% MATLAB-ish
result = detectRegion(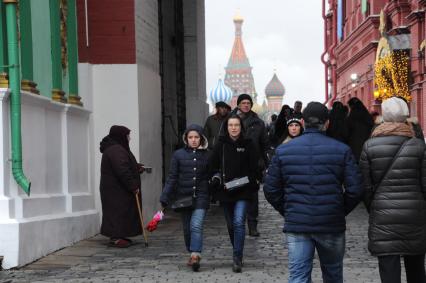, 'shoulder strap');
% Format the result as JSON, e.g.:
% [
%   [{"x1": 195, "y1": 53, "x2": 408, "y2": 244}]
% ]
[
  {"x1": 222, "y1": 144, "x2": 226, "y2": 184},
  {"x1": 373, "y1": 138, "x2": 411, "y2": 194}
]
